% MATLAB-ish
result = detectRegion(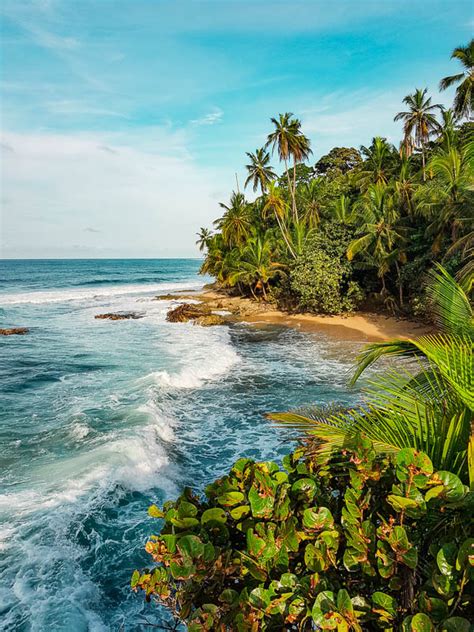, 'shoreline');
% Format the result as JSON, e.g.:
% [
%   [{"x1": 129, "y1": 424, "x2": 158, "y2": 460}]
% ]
[{"x1": 158, "y1": 288, "x2": 432, "y2": 342}]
